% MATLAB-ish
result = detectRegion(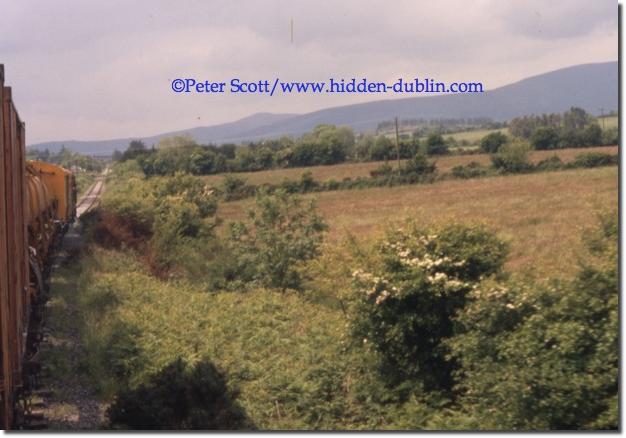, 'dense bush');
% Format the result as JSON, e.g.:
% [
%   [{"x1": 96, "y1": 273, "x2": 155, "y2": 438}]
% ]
[
  {"x1": 228, "y1": 190, "x2": 327, "y2": 290},
  {"x1": 107, "y1": 358, "x2": 251, "y2": 430},
  {"x1": 531, "y1": 126, "x2": 560, "y2": 150},
  {"x1": 101, "y1": 170, "x2": 222, "y2": 279},
  {"x1": 479, "y1": 132, "x2": 508, "y2": 153},
  {"x1": 490, "y1": 140, "x2": 533, "y2": 173},
  {"x1": 400, "y1": 153, "x2": 436, "y2": 178},
  {"x1": 424, "y1": 133, "x2": 449, "y2": 155},
  {"x1": 601, "y1": 127, "x2": 618, "y2": 145},
  {"x1": 534, "y1": 155, "x2": 564, "y2": 171},
  {"x1": 447, "y1": 212, "x2": 617, "y2": 429},
  {"x1": 349, "y1": 223, "x2": 508, "y2": 391},
  {"x1": 221, "y1": 175, "x2": 255, "y2": 201},
  {"x1": 451, "y1": 161, "x2": 489, "y2": 179},
  {"x1": 568, "y1": 152, "x2": 619, "y2": 169}
]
